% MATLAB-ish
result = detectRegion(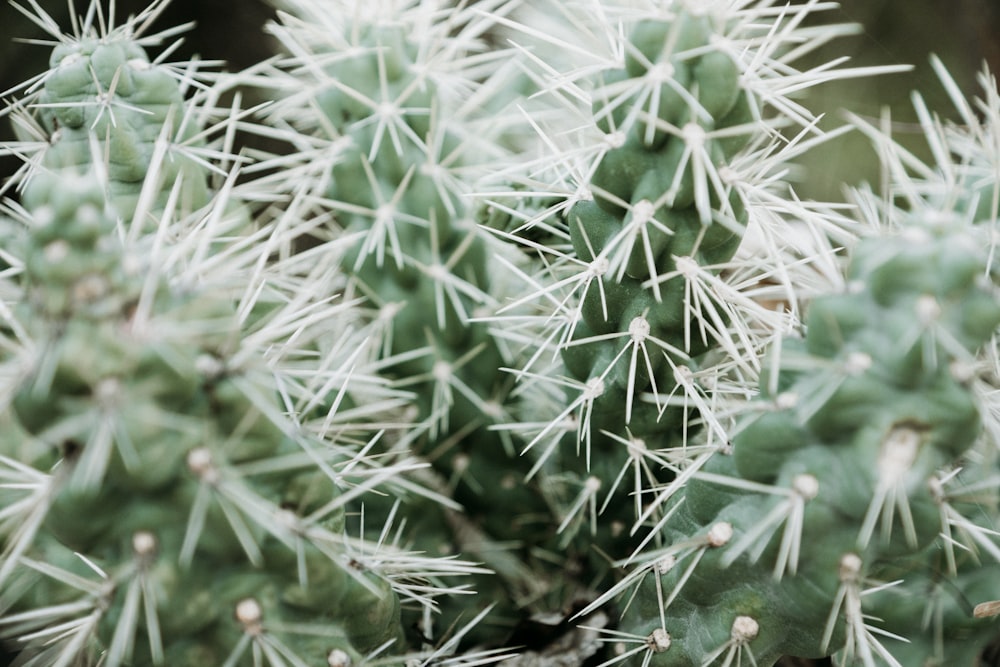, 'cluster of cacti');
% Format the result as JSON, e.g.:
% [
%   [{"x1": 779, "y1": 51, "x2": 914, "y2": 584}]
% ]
[
  {"x1": 2, "y1": 0, "x2": 1000, "y2": 666},
  {"x1": 0, "y1": 5, "x2": 488, "y2": 666}
]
